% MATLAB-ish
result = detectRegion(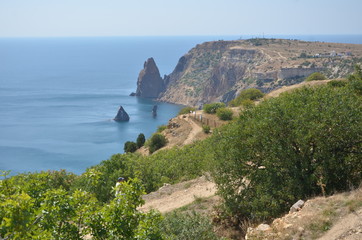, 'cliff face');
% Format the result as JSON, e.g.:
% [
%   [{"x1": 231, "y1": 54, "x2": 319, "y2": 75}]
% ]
[
  {"x1": 156, "y1": 39, "x2": 362, "y2": 106},
  {"x1": 136, "y1": 58, "x2": 165, "y2": 98}
]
